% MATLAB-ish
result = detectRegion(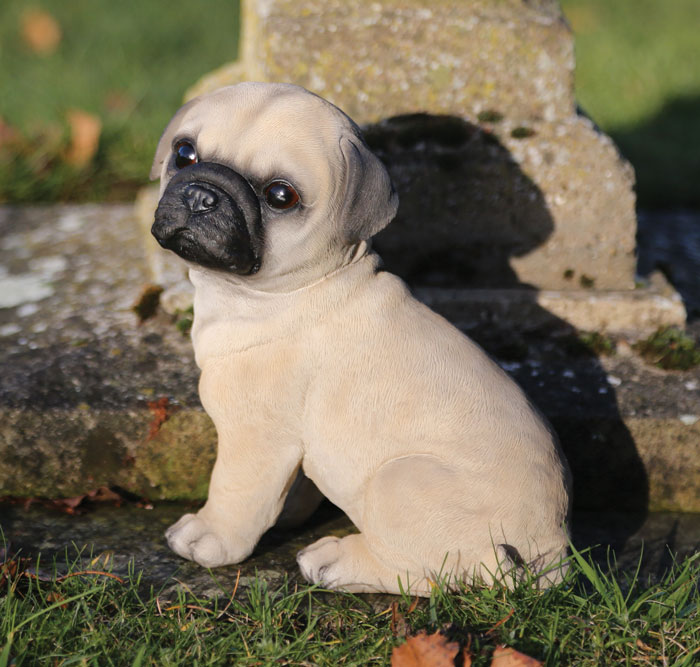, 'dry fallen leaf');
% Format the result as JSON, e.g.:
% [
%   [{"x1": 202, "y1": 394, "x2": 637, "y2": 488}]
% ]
[
  {"x1": 64, "y1": 109, "x2": 102, "y2": 167},
  {"x1": 132, "y1": 284, "x2": 164, "y2": 322},
  {"x1": 0, "y1": 117, "x2": 21, "y2": 150},
  {"x1": 147, "y1": 396, "x2": 172, "y2": 440},
  {"x1": 103, "y1": 90, "x2": 134, "y2": 113},
  {"x1": 0, "y1": 558, "x2": 19, "y2": 588},
  {"x1": 21, "y1": 8, "x2": 62, "y2": 55},
  {"x1": 391, "y1": 631, "x2": 459, "y2": 667},
  {"x1": 1, "y1": 487, "x2": 152, "y2": 515},
  {"x1": 47, "y1": 591, "x2": 68, "y2": 609},
  {"x1": 46, "y1": 486, "x2": 122, "y2": 513},
  {"x1": 391, "y1": 601, "x2": 409, "y2": 638},
  {"x1": 87, "y1": 486, "x2": 124, "y2": 503},
  {"x1": 0, "y1": 550, "x2": 36, "y2": 588},
  {"x1": 490, "y1": 645, "x2": 543, "y2": 666}
]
